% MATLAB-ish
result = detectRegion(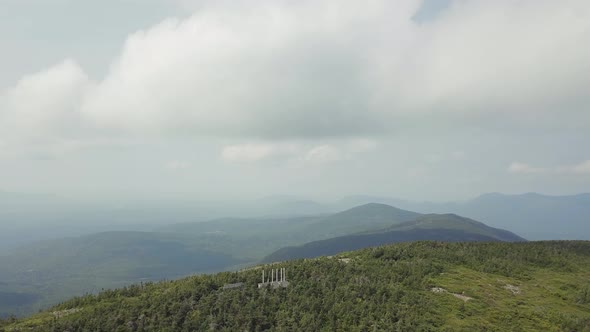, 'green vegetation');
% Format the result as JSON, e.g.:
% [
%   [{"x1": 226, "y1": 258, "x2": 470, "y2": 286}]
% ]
[{"x1": 4, "y1": 241, "x2": 589, "y2": 331}]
